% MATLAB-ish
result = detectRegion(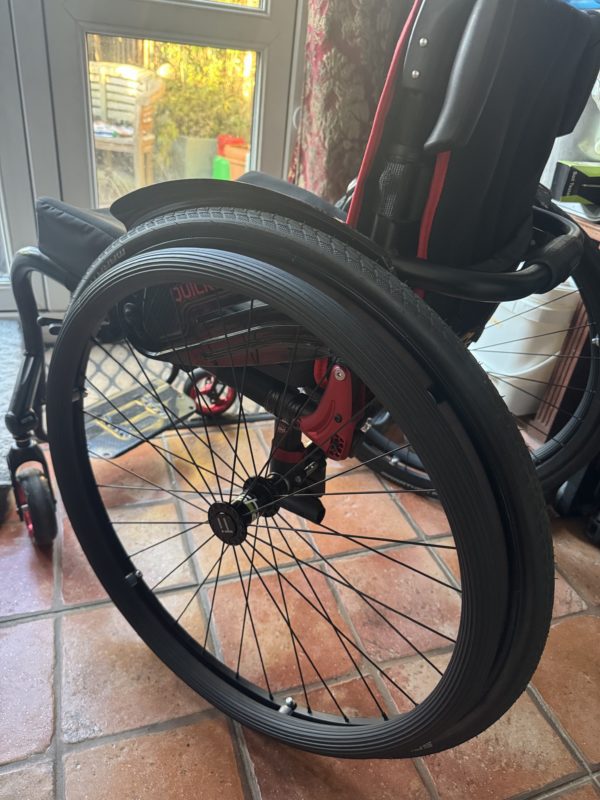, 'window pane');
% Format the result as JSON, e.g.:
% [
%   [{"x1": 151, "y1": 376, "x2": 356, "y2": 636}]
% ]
[{"x1": 86, "y1": 34, "x2": 257, "y2": 207}]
